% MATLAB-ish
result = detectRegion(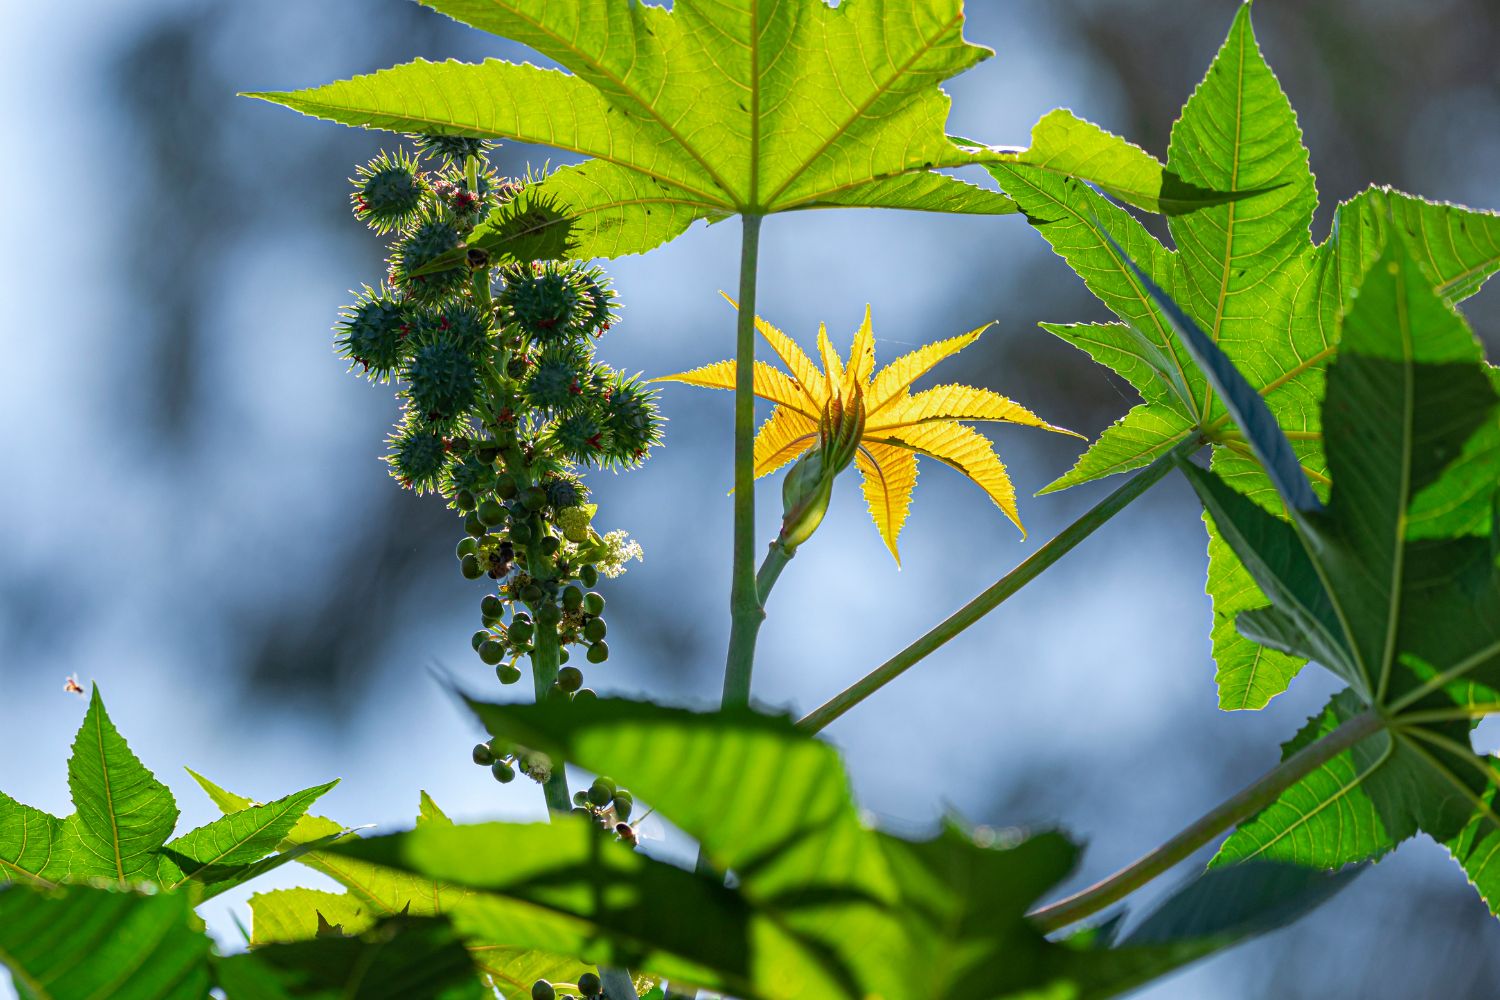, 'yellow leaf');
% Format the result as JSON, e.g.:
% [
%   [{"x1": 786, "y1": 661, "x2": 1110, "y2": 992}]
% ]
[
  {"x1": 654, "y1": 360, "x2": 818, "y2": 419},
  {"x1": 856, "y1": 442, "x2": 918, "y2": 566},
  {"x1": 865, "y1": 324, "x2": 991, "y2": 418},
  {"x1": 882, "y1": 420, "x2": 1024, "y2": 536},
  {"x1": 719, "y1": 292, "x2": 826, "y2": 407},
  {"x1": 869, "y1": 384, "x2": 1082, "y2": 438},
  {"x1": 754, "y1": 406, "x2": 818, "y2": 478},
  {"x1": 844, "y1": 305, "x2": 877, "y2": 398},
  {"x1": 817, "y1": 322, "x2": 845, "y2": 392}
]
